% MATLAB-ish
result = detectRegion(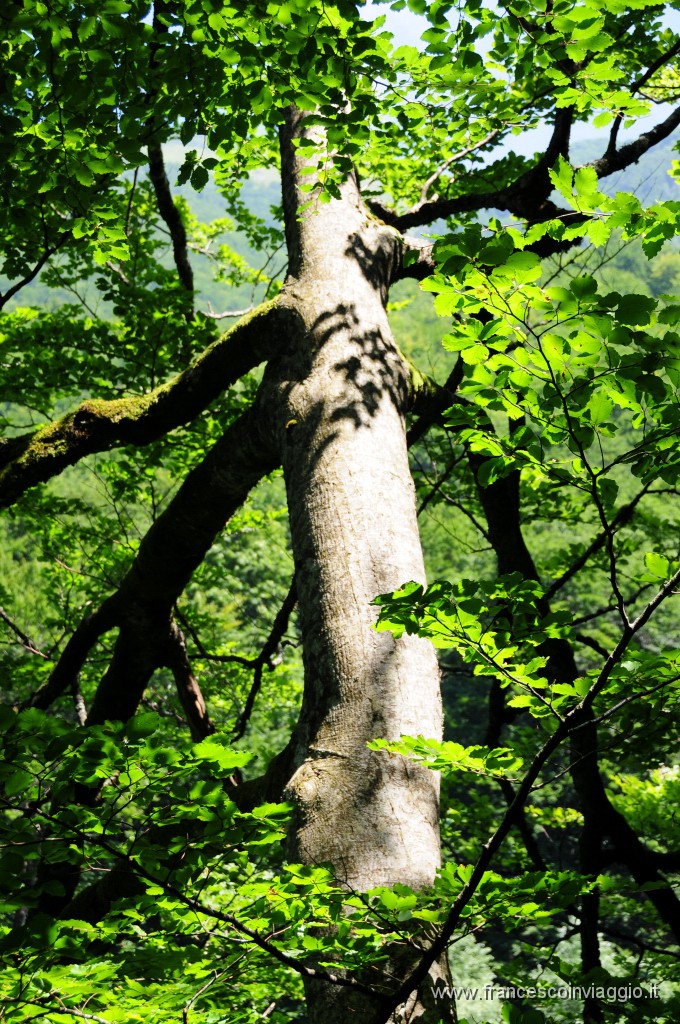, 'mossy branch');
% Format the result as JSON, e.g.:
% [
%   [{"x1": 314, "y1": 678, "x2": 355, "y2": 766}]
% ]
[{"x1": 0, "y1": 300, "x2": 299, "y2": 508}]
